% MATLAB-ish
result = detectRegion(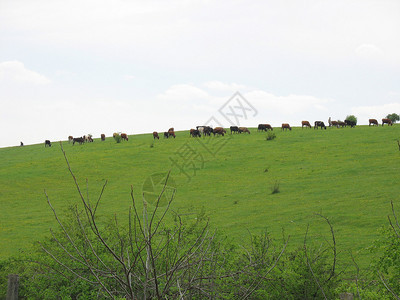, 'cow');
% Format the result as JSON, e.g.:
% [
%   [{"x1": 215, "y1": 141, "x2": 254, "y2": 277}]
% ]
[
  {"x1": 196, "y1": 126, "x2": 206, "y2": 135},
  {"x1": 153, "y1": 132, "x2": 159, "y2": 140},
  {"x1": 164, "y1": 132, "x2": 169, "y2": 138},
  {"x1": 345, "y1": 120, "x2": 356, "y2": 128},
  {"x1": 281, "y1": 123, "x2": 291, "y2": 131},
  {"x1": 121, "y1": 133, "x2": 128, "y2": 141},
  {"x1": 168, "y1": 129, "x2": 176, "y2": 138},
  {"x1": 258, "y1": 124, "x2": 273, "y2": 131},
  {"x1": 369, "y1": 119, "x2": 378, "y2": 126},
  {"x1": 87, "y1": 134, "x2": 94, "y2": 142},
  {"x1": 301, "y1": 121, "x2": 311, "y2": 128},
  {"x1": 45, "y1": 140, "x2": 51, "y2": 147},
  {"x1": 331, "y1": 121, "x2": 339, "y2": 128},
  {"x1": 190, "y1": 129, "x2": 201, "y2": 137},
  {"x1": 238, "y1": 127, "x2": 250, "y2": 134},
  {"x1": 101, "y1": 134, "x2": 106, "y2": 141},
  {"x1": 337, "y1": 121, "x2": 346, "y2": 128},
  {"x1": 213, "y1": 127, "x2": 226, "y2": 136},
  {"x1": 382, "y1": 118, "x2": 393, "y2": 126},
  {"x1": 230, "y1": 126, "x2": 239, "y2": 134},
  {"x1": 314, "y1": 121, "x2": 327, "y2": 130},
  {"x1": 68, "y1": 136, "x2": 73, "y2": 143},
  {"x1": 73, "y1": 137, "x2": 85, "y2": 145},
  {"x1": 203, "y1": 126, "x2": 213, "y2": 136}
]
